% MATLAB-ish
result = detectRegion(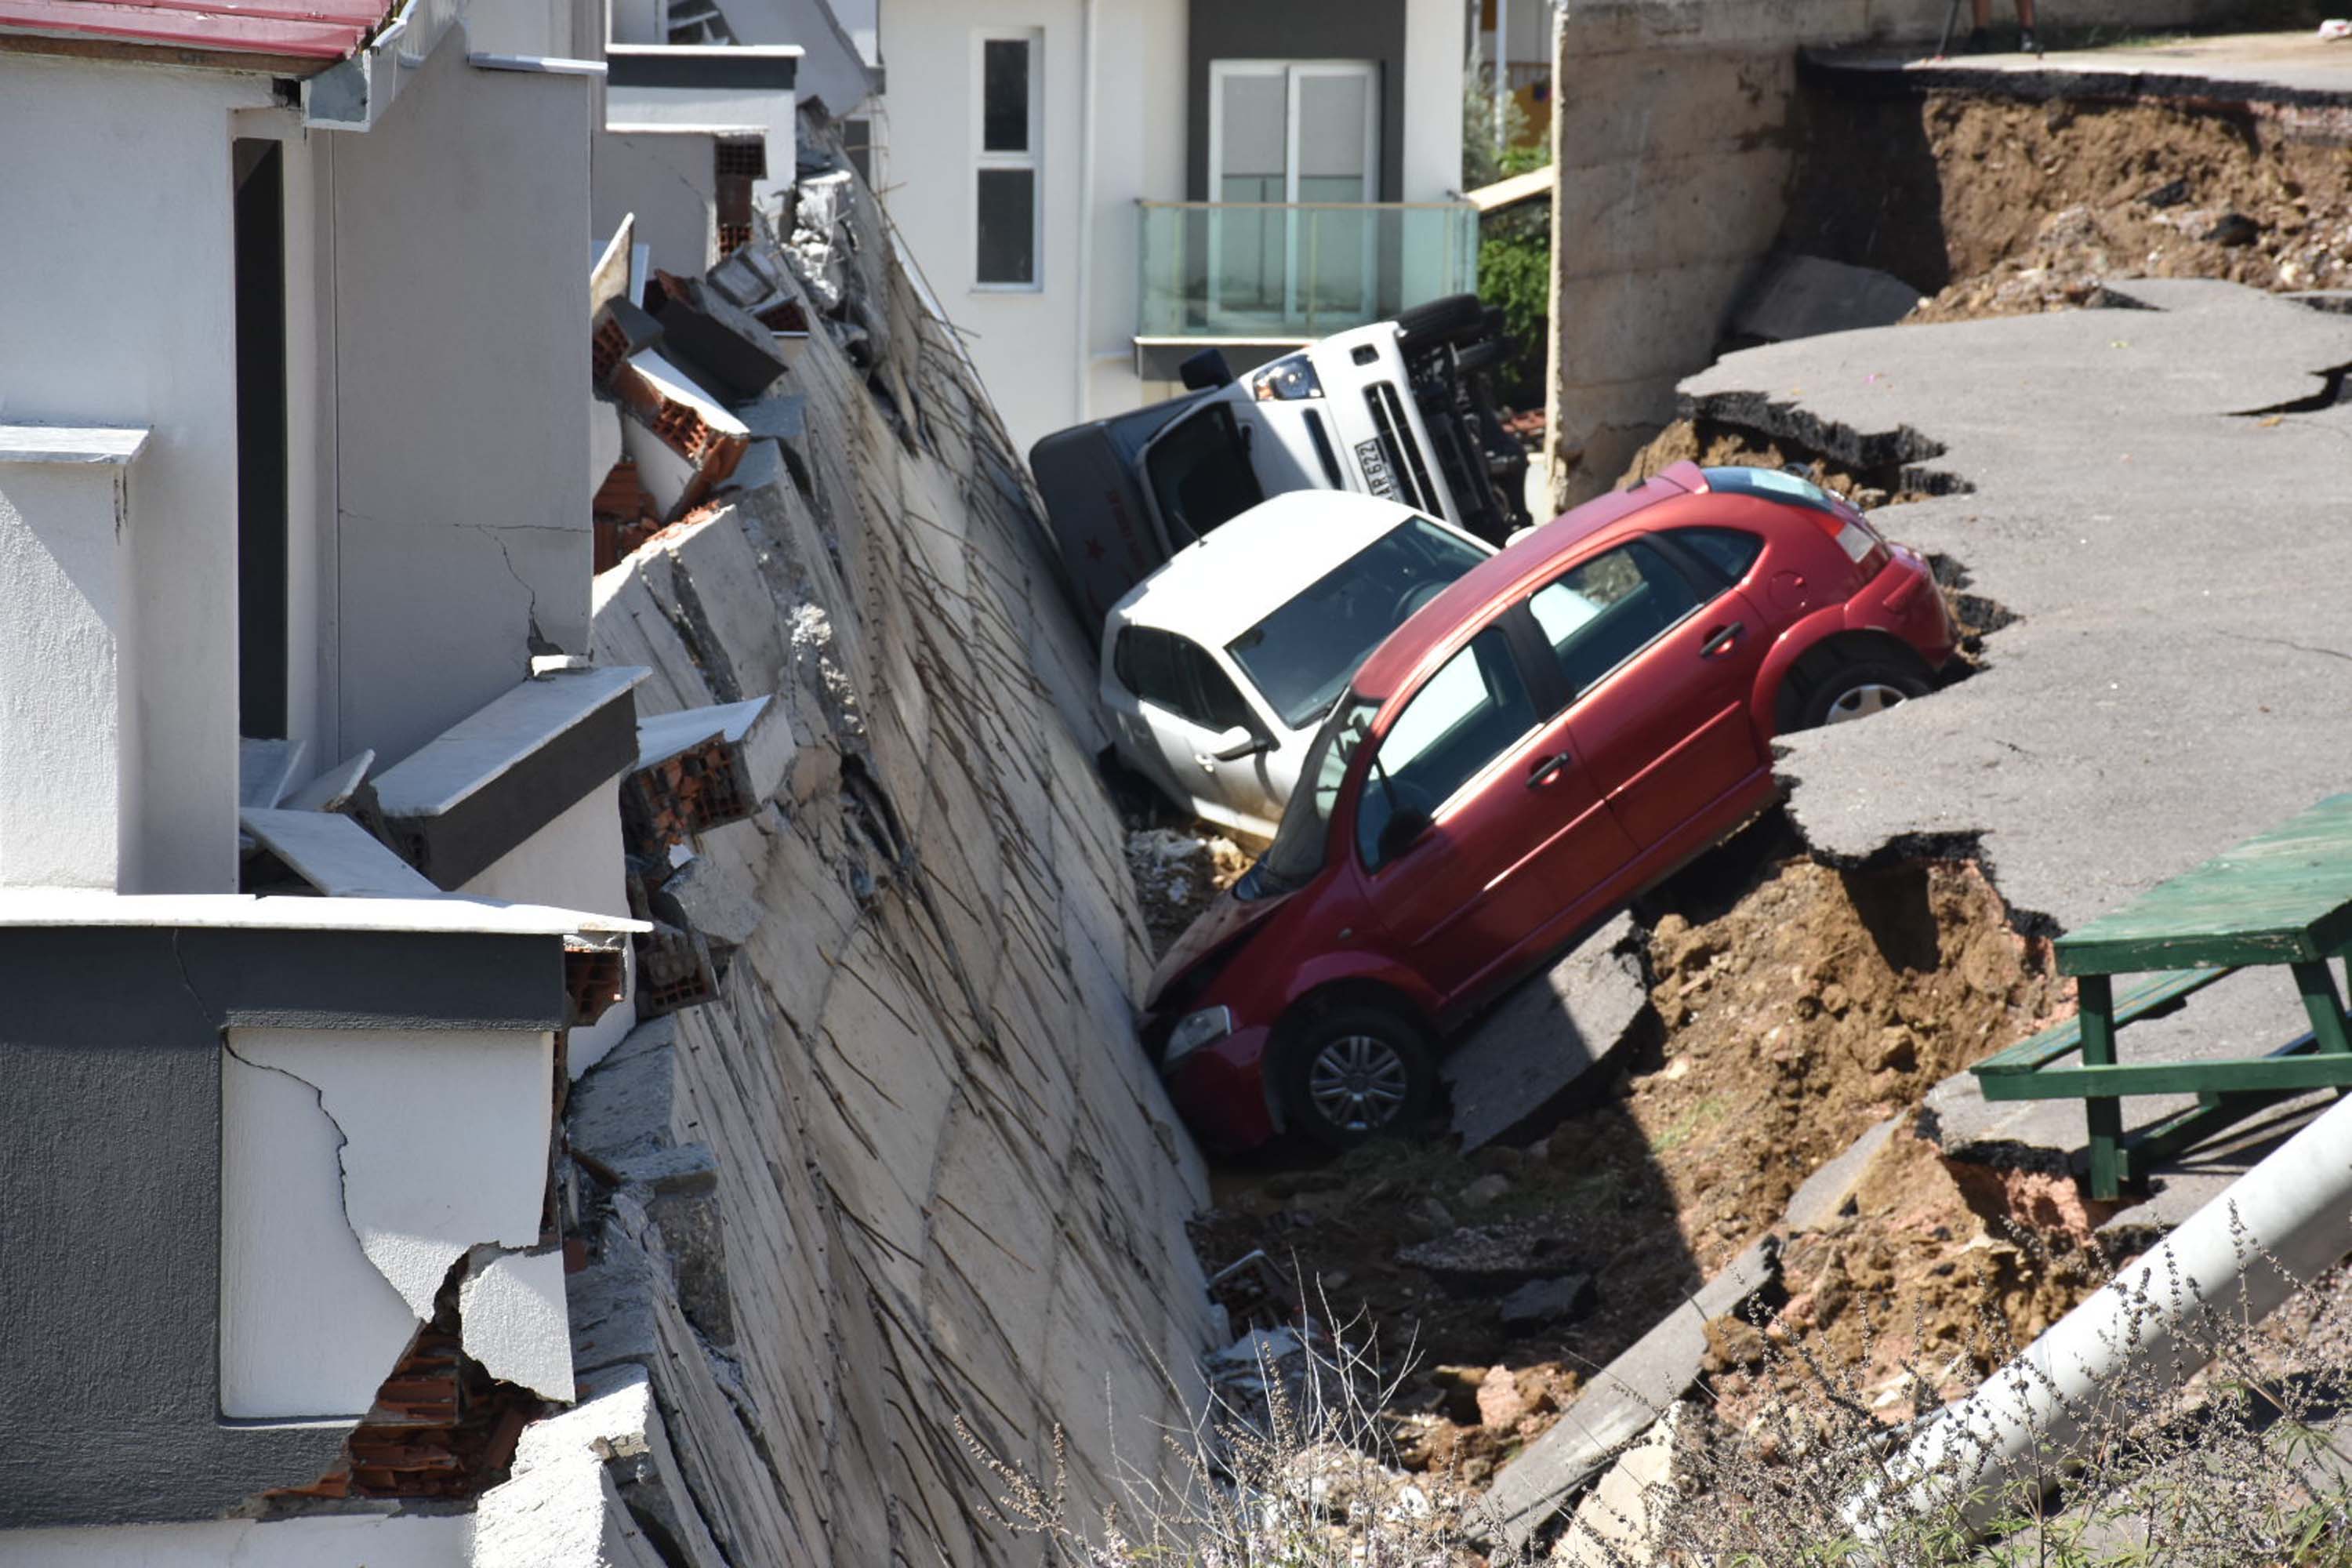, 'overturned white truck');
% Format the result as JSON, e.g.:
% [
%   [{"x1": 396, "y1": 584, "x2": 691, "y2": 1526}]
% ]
[{"x1": 1030, "y1": 295, "x2": 1531, "y2": 628}]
